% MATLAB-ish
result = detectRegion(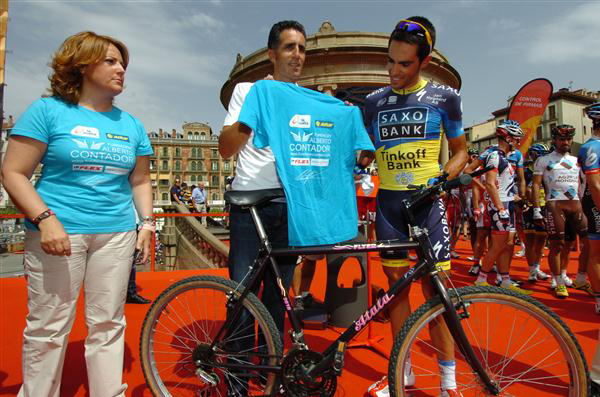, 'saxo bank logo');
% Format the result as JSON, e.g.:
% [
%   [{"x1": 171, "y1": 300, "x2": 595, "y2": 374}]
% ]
[
  {"x1": 289, "y1": 114, "x2": 311, "y2": 128},
  {"x1": 378, "y1": 107, "x2": 428, "y2": 141}
]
